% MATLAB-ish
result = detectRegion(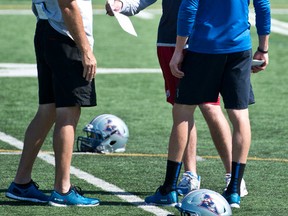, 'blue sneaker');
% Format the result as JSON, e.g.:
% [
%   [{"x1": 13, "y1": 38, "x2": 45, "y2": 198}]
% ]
[
  {"x1": 222, "y1": 191, "x2": 240, "y2": 208},
  {"x1": 145, "y1": 187, "x2": 178, "y2": 206},
  {"x1": 49, "y1": 186, "x2": 100, "y2": 207},
  {"x1": 6, "y1": 181, "x2": 49, "y2": 203}
]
